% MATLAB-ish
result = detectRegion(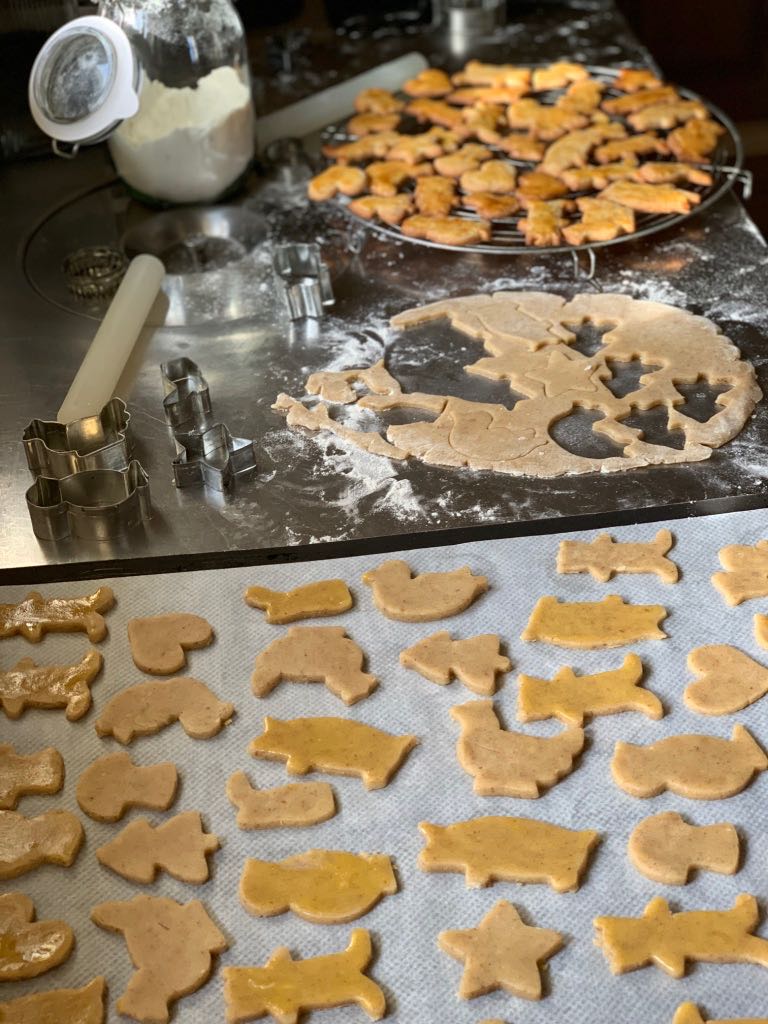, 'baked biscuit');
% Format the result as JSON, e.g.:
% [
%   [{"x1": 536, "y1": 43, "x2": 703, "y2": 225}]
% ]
[
  {"x1": 348, "y1": 195, "x2": 413, "y2": 225},
  {"x1": 453, "y1": 60, "x2": 531, "y2": 89},
  {"x1": 633, "y1": 161, "x2": 713, "y2": 186},
  {"x1": 556, "y1": 79, "x2": 605, "y2": 114},
  {"x1": 563, "y1": 197, "x2": 636, "y2": 245},
  {"x1": 600, "y1": 179, "x2": 701, "y2": 214},
  {"x1": 308, "y1": 166, "x2": 368, "y2": 201},
  {"x1": 388, "y1": 128, "x2": 459, "y2": 163},
  {"x1": 322, "y1": 131, "x2": 399, "y2": 163},
  {"x1": 614, "y1": 68, "x2": 663, "y2": 93},
  {"x1": 459, "y1": 159, "x2": 517, "y2": 194},
  {"x1": 462, "y1": 192, "x2": 519, "y2": 219},
  {"x1": 518, "y1": 200, "x2": 572, "y2": 246},
  {"x1": 667, "y1": 119, "x2": 724, "y2": 162},
  {"x1": 601, "y1": 85, "x2": 678, "y2": 116},
  {"x1": 495, "y1": 134, "x2": 545, "y2": 161},
  {"x1": 516, "y1": 171, "x2": 568, "y2": 203},
  {"x1": 540, "y1": 122, "x2": 626, "y2": 175},
  {"x1": 461, "y1": 104, "x2": 505, "y2": 144},
  {"x1": 406, "y1": 98, "x2": 466, "y2": 130},
  {"x1": 594, "y1": 132, "x2": 670, "y2": 163},
  {"x1": 367, "y1": 160, "x2": 432, "y2": 197},
  {"x1": 401, "y1": 215, "x2": 492, "y2": 246},
  {"x1": 532, "y1": 61, "x2": 589, "y2": 91},
  {"x1": 354, "y1": 88, "x2": 404, "y2": 115},
  {"x1": 415, "y1": 175, "x2": 458, "y2": 216},
  {"x1": 403, "y1": 67, "x2": 453, "y2": 97},
  {"x1": 449, "y1": 85, "x2": 528, "y2": 106},
  {"x1": 346, "y1": 112, "x2": 401, "y2": 137},
  {"x1": 560, "y1": 159, "x2": 638, "y2": 191},
  {"x1": 434, "y1": 144, "x2": 492, "y2": 177},
  {"x1": 506, "y1": 99, "x2": 589, "y2": 140},
  {"x1": 628, "y1": 99, "x2": 709, "y2": 132}
]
